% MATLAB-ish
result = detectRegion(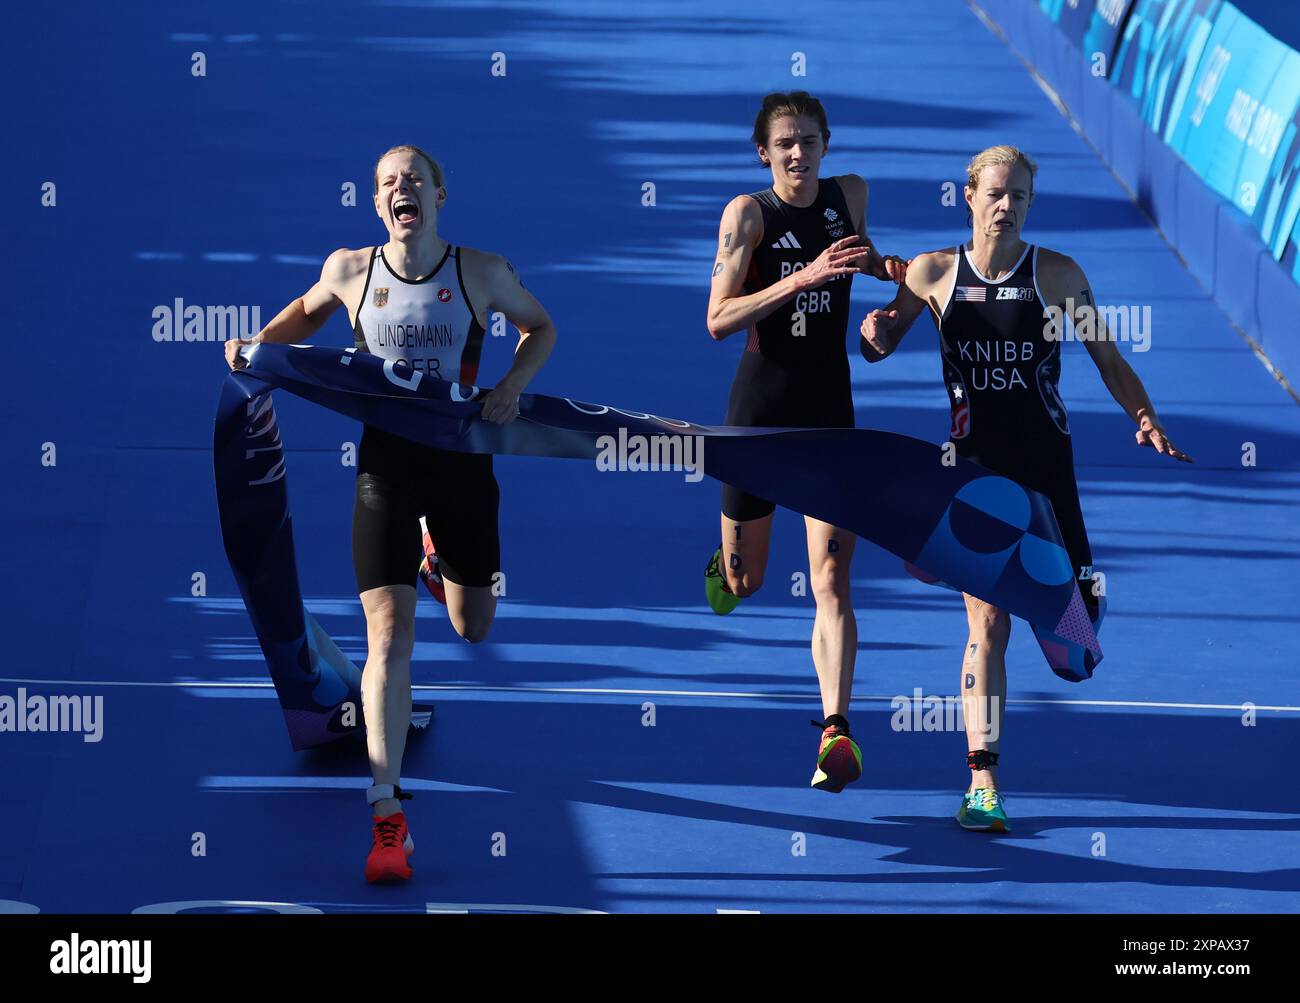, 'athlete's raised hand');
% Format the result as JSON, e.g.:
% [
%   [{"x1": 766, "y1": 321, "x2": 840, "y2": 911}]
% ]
[
  {"x1": 1136, "y1": 413, "x2": 1193, "y2": 463},
  {"x1": 480, "y1": 380, "x2": 522, "y2": 425},
  {"x1": 797, "y1": 236, "x2": 870, "y2": 290}
]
